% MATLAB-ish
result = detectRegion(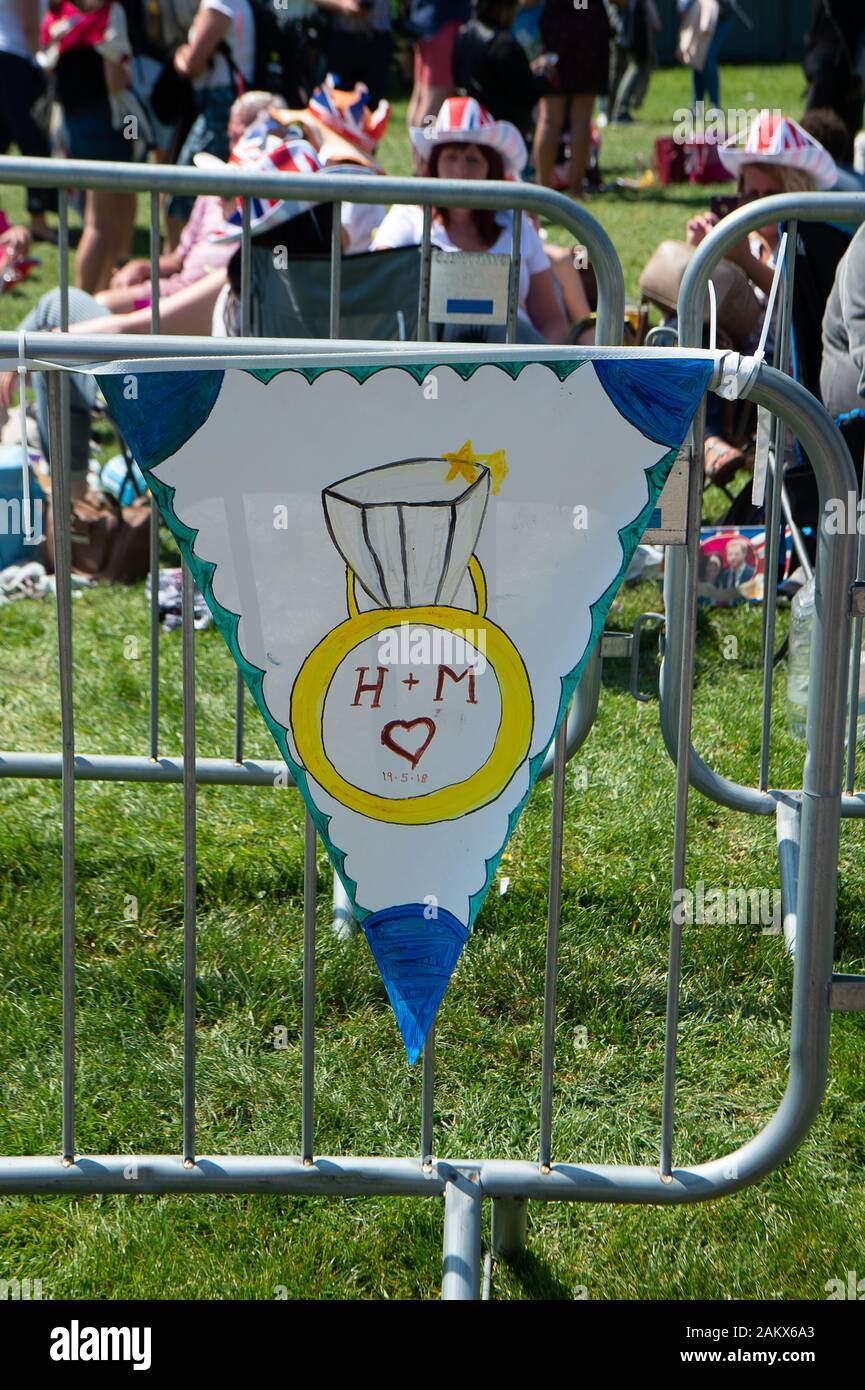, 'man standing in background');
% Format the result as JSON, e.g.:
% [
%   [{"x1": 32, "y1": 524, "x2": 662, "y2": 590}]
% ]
[{"x1": 804, "y1": 0, "x2": 865, "y2": 163}]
